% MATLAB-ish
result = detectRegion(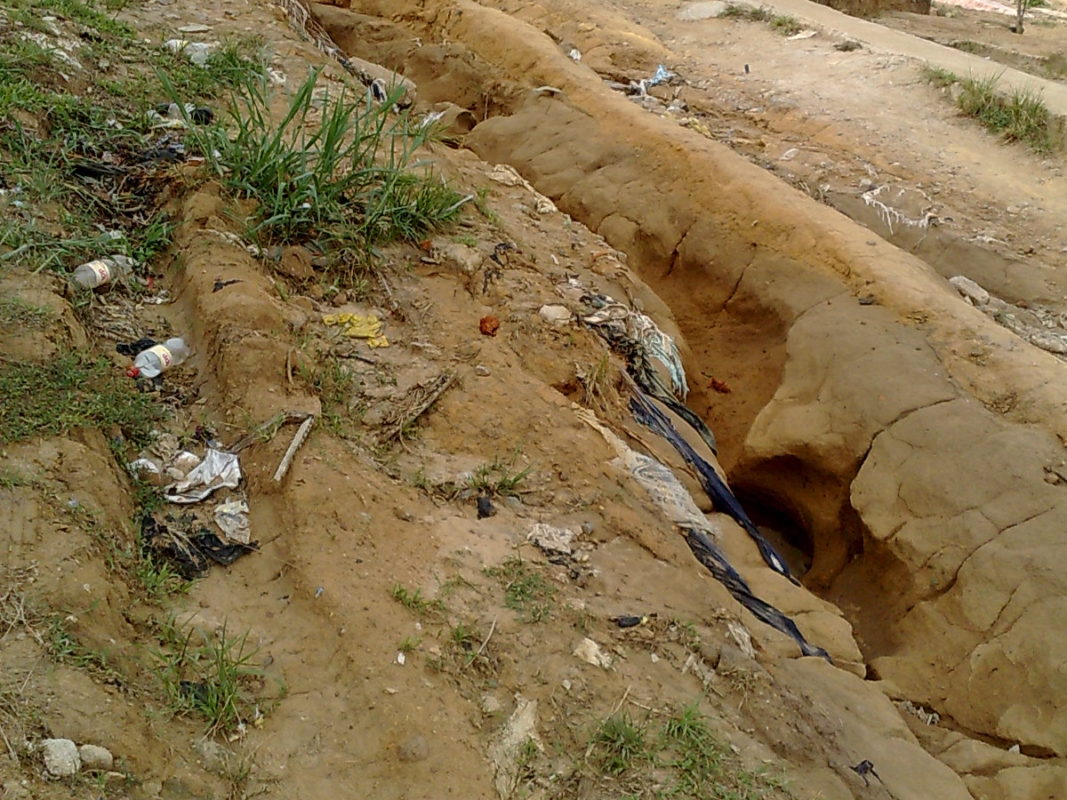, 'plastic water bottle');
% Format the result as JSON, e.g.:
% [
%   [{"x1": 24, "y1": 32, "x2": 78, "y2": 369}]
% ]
[
  {"x1": 126, "y1": 338, "x2": 190, "y2": 378},
  {"x1": 72, "y1": 256, "x2": 136, "y2": 290}
]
